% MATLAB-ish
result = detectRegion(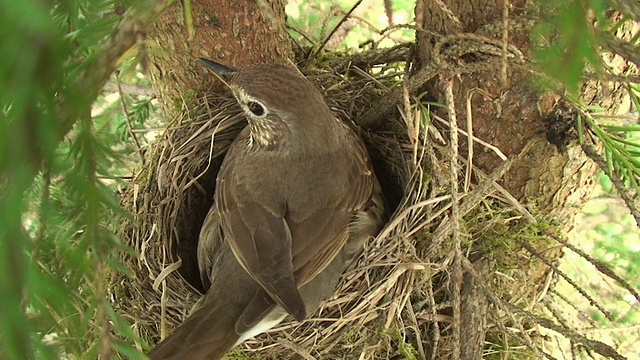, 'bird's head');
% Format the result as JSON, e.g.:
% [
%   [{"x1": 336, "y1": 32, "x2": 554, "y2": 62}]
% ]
[{"x1": 198, "y1": 58, "x2": 336, "y2": 150}]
